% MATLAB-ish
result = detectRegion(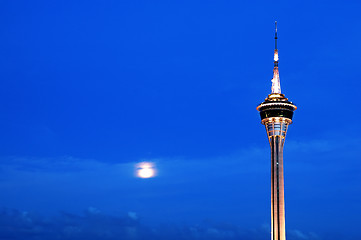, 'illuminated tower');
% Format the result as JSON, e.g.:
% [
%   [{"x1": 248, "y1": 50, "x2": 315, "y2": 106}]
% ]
[{"x1": 256, "y1": 22, "x2": 297, "y2": 240}]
